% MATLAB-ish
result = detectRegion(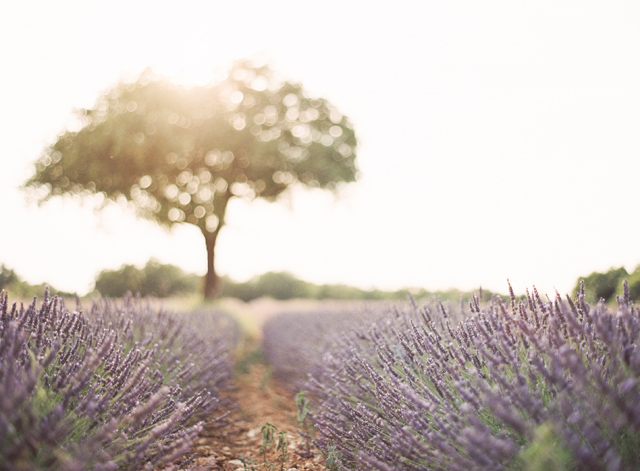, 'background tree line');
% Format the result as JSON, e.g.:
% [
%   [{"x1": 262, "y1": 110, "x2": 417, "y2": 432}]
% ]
[
  {"x1": 93, "y1": 261, "x2": 499, "y2": 302},
  {"x1": 0, "y1": 260, "x2": 497, "y2": 302},
  {"x1": 9, "y1": 258, "x2": 639, "y2": 304}
]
